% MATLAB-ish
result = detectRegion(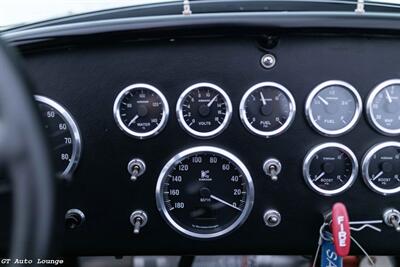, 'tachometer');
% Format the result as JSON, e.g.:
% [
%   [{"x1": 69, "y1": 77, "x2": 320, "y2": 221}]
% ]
[
  {"x1": 113, "y1": 83, "x2": 169, "y2": 139},
  {"x1": 239, "y1": 82, "x2": 296, "y2": 137},
  {"x1": 176, "y1": 83, "x2": 232, "y2": 138},
  {"x1": 305, "y1": 81, "x2": 362, "y2": 137},
  {"x1": 156, "y1": 146, "x2": 254, "y2": 239},
  {"x1": 35, "y1": 96, "x2": 82, "y2": 179},
  {"x1": 303, "y1": 143, "x2": 358, "y2": 196},
  {"x1": 366, "y1": 80, "x2": 400, "y2": 136},
  {"x1": 362, "y1": 142, "x2": 400, "y2": 195}
]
